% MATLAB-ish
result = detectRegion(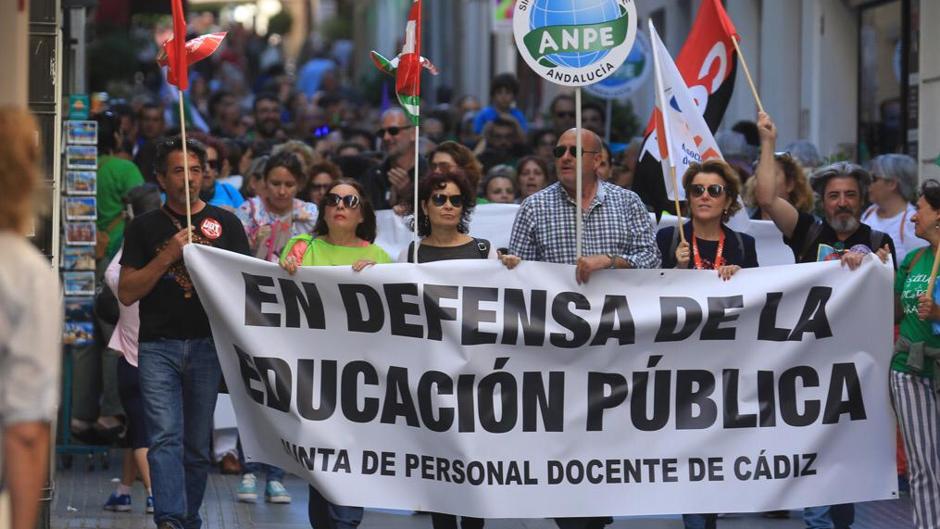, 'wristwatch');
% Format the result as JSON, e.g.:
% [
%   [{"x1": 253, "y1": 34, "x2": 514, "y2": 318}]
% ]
[{"x1": 607, "y1": 254, "x2": 618, "y2": 269}]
